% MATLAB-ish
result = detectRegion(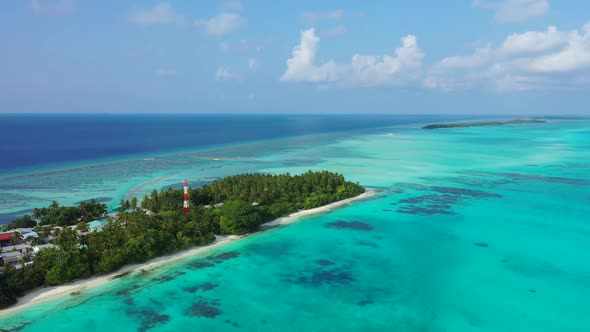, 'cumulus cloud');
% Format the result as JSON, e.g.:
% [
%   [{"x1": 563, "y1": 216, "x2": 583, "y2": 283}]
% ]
[
  {"x1": 474, "y1": 0, "x2": 549, "y2": 23},
  {"x1": 301, "y1": 9, "x2": 344, "y2": 25},
  {"x1": 280, "y1": 28, "x2": 424, "y2": 87},
  {"x1": 425, "y1": 21, "x2": 590, "y2": 91},
  {"x1": 324, "y1": 25, "x2": 347, "y2": 38},
  {"x1": 215, "y1": 67, "x2": 233, "y2": 80},
  {"x1": 129, "y1": 2, "x2": 186, "y2": 26},
  {"x1": 195, "y1": 12, "x2": 244, "y2": 37}
]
